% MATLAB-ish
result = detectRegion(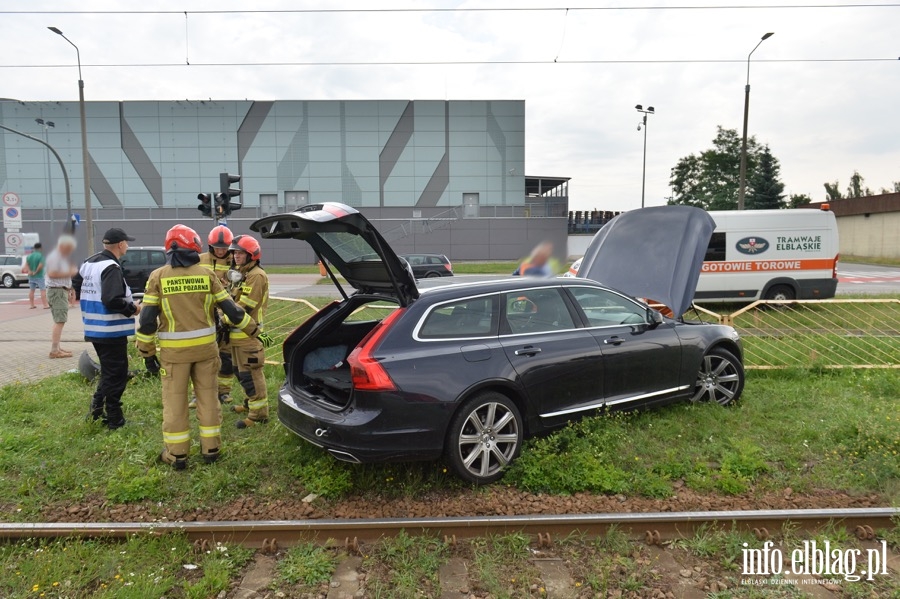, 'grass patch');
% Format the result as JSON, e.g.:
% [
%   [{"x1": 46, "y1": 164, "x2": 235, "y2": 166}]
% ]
[
  {"x1": 0, "y1": 533, "x2": 252, "y2": 599},
  {"x1": 506, "y1": 368, "x2": 899, "y2": 501},
  {"x1": 842, "y1": 255, "x2": 900, "y2": 267},
  {"x1": 451, "y1": 261, "x2": 520, "y2": 274},
  {"x1": 276, "y1": 543, "x2": 336, "y2": 585},
  {"x1": 469, "y1": 533, "x2": 538, "y2": 598},
  {"x1": 365, "y1": 531, "x2": 446, "y2": 598}
]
